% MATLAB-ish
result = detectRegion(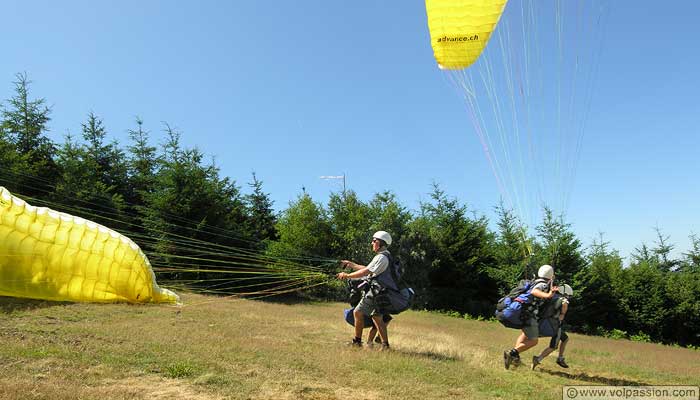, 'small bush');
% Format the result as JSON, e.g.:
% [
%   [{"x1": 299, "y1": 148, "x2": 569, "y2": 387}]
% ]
[
  {"x1": 165, "y1": 361, "x2": 197, "y2": 378},
  {"x1": 606, "y1": 329, "x2": 628, "y2": 340},
  {"x1": 630, "y1": 331, "x2": 652, "y2": 343}
]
